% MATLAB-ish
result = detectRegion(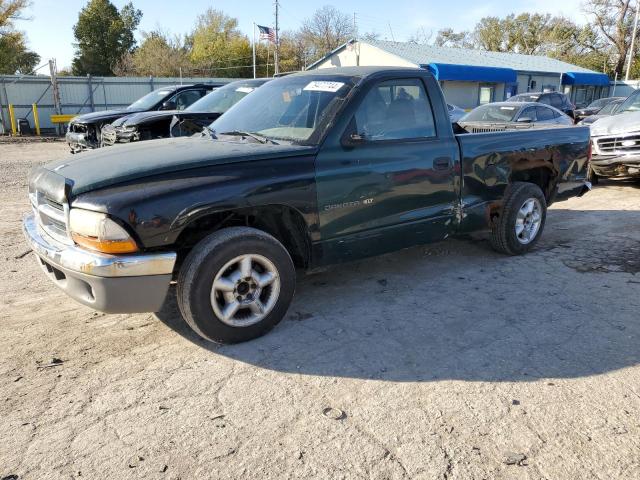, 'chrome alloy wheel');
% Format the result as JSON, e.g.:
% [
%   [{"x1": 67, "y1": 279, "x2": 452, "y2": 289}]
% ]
[
  {"x1": 210, "y1": 254, "x2": 281, "y2": 327},
  {"x1": 515, "y1": 198, "x2": 542, "y2": 245}
]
